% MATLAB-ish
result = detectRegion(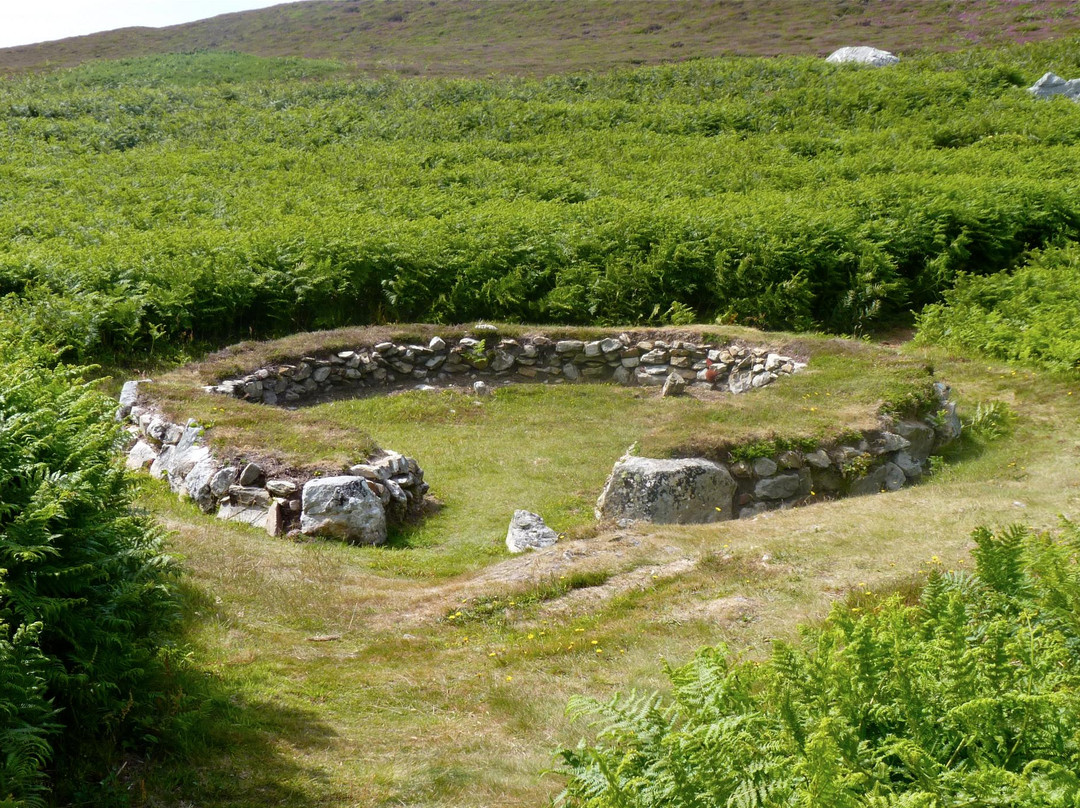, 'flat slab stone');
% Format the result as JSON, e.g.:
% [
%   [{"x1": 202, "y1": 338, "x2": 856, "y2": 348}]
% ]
[
  {"x1": 217, "y1": 501, "x2": 270, "y2": 529},
  {"x1": 596, "y1": 456, "x2": 736, "y2": 524}
]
